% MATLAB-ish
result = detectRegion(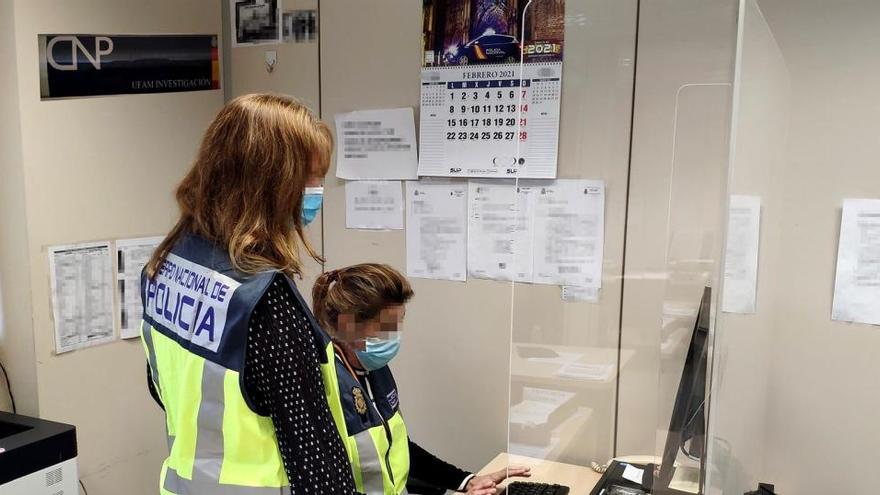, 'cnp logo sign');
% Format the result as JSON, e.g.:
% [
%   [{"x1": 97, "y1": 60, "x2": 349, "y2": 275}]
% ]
[
  {"x1": 38, "y1": 34, "x2": 220, "y2": 100},
  {"x1": 46, "y1": 36, "x2": 114, "y2": 71}
]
